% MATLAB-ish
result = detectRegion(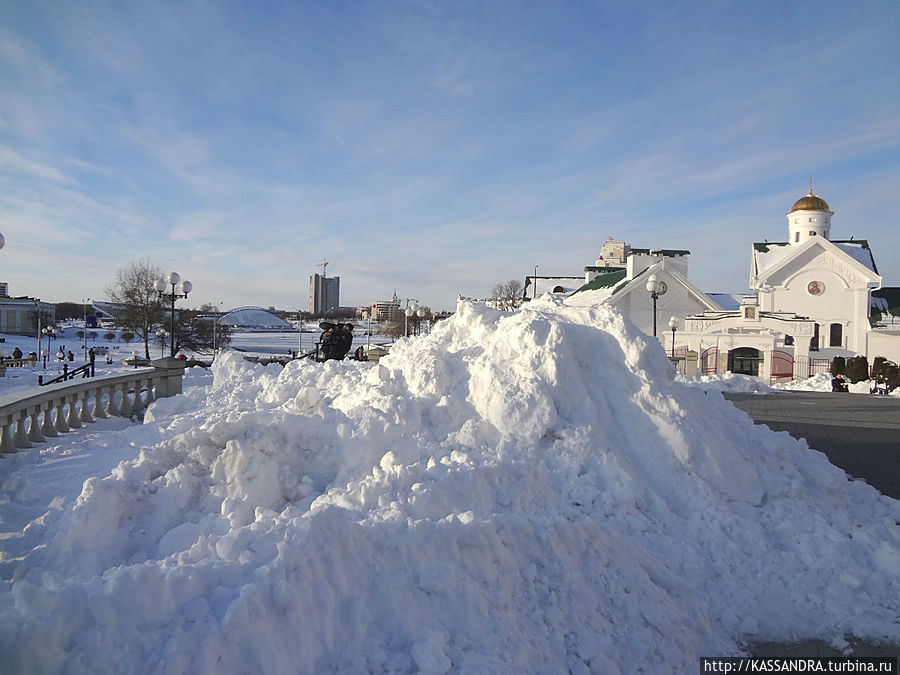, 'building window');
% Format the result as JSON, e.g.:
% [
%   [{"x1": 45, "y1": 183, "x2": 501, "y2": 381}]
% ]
[
  {"x1": 810, "y1": 323, "x2": 820, "y2": 351},
  {"x1": 809, "y1": 231, "x2": 816, "y2": 236},
  {"x1": 794, "y1": 232, "x2": 800, "y2": 242},
  {"x1": 830, "y1": 323, "x2": 843, "y2": 347},
  {"x1": 784, "y1": 335, "x2": 794, "y2": 346}
]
